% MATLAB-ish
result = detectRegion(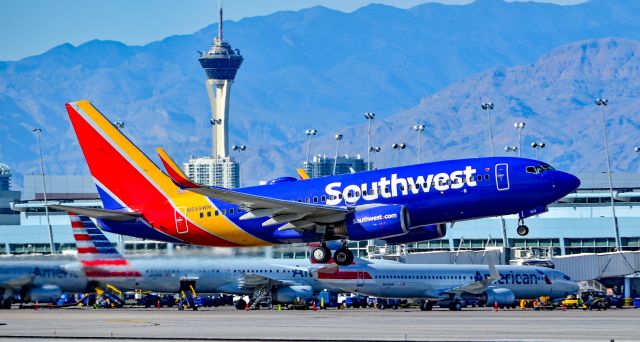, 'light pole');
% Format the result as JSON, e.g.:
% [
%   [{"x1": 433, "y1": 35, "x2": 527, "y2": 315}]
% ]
[
  {"x1": 596, "y1": 98, "x2": 621, "y2": 251},
  {"x1": 33, "y1": 128, "x2": 55, "y2": 254},
  {"x1": 333, "y1": 134, "x2": 343, "y2": 176},
  {"x1": 413, "y1": 124, "x2": 425, "y2": 163},
  {"x1": 231, "y1": 145, "x2": 247, "y2": 187},
  {"x1": 481, "y1": 103, "x2": 509, "y2": 254},
  {"x1": 504, "y1": 146, "x2": 518, "y2": 153},
  {"x1": 304, "y1": 129, "x2": 317, "y2": 165},
  {"x1": 392, "y1": 143, "x2": 406, "y2": 167},
  {"x1": 531, "y1": 142, "x2": 546, "y2": 160},
  {"x1": 364, "y1": 112, "x2": 375, "y2": 171},
  {"x1": 481, "y1": 102, "x2": 495, "y2": 157},
  {"x1": 513, "y1": 122, "x2": 525, "y2": 157},
  {"x1": 369, "y1": 146, "x2": 381, "y2": 170}
]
